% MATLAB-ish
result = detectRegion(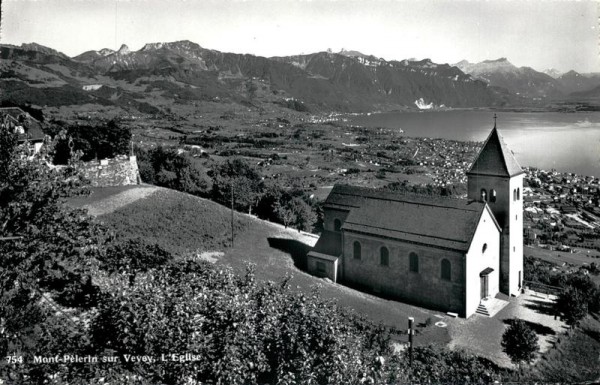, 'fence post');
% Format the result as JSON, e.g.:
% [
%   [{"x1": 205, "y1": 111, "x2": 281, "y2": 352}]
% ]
[{"x1": 408, "y1": 316, "x2": 414, "y2": 367}]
